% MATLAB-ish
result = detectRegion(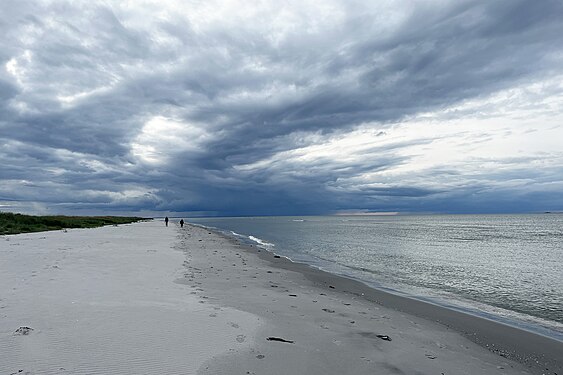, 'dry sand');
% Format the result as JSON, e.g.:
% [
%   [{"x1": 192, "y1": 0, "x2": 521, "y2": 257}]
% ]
[
  {"x1": 0, "y1": 221, "x2": 260, "y2": 374},
  {"x1": 1, "y1": 220, "x2": 561, "y2": 374}
]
